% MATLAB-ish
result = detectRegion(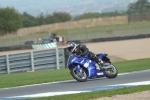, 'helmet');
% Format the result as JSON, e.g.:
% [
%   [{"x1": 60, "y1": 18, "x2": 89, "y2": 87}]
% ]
[{"x1": 67, "y1": 42, "x2": 77, "y2": 52}]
